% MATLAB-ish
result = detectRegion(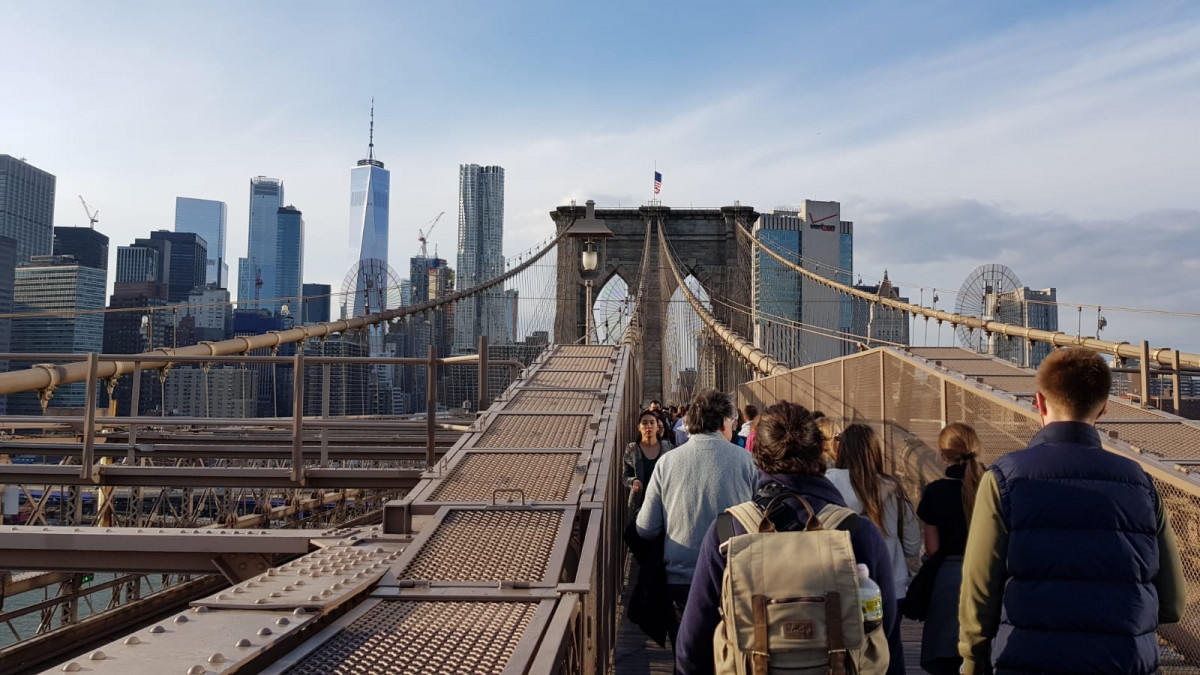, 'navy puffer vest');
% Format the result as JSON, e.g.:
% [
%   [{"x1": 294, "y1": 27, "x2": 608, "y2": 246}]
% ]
[{"x1": 991, "y1": 422, "x2": 1159, "y2": 675}]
